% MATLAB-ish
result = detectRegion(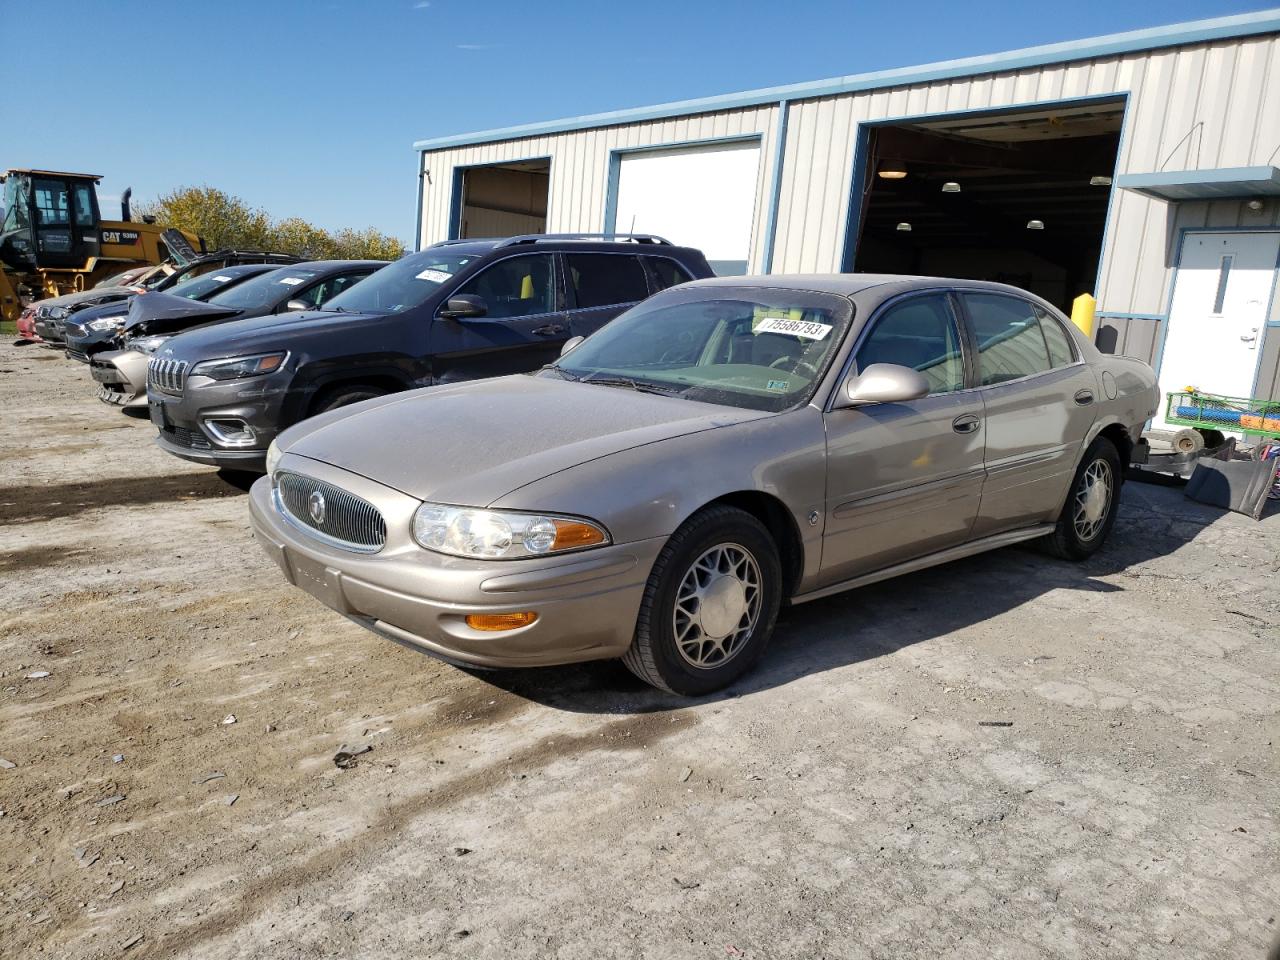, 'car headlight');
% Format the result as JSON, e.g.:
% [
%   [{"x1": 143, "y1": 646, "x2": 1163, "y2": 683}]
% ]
[
  {"x1": 129, "y1": 335, "x2": 169, "y2": 355},
  {"x1": 86, "y1": 315, "x2": 127, "y2": 332},
  {"x1": 412, "y1": 503, "x2": 610, "y2": 559},
  {"x1": 265, "y1": 439, "x2": 282, "y2": 477},
  {"x1": 189, "y1": 353, "x2": 287, "y2": 381}
]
